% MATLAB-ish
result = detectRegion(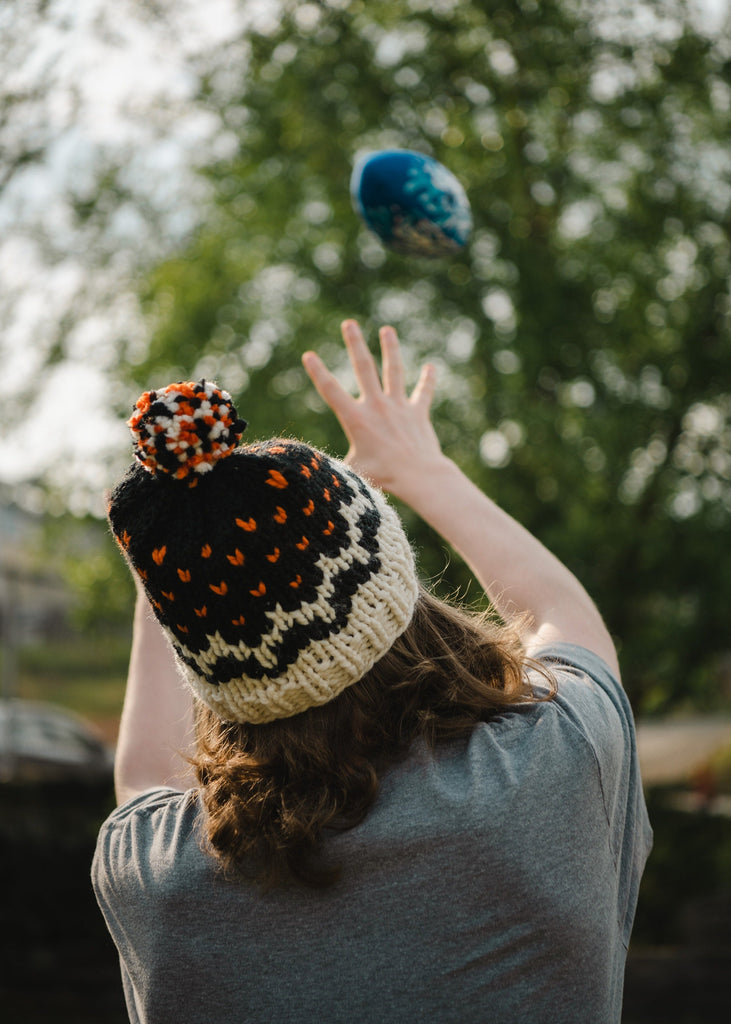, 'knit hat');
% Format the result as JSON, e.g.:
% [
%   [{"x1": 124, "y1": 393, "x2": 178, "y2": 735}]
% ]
[{"x1": 108, "y1": 379, "x2": 419, "y2": 724}]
